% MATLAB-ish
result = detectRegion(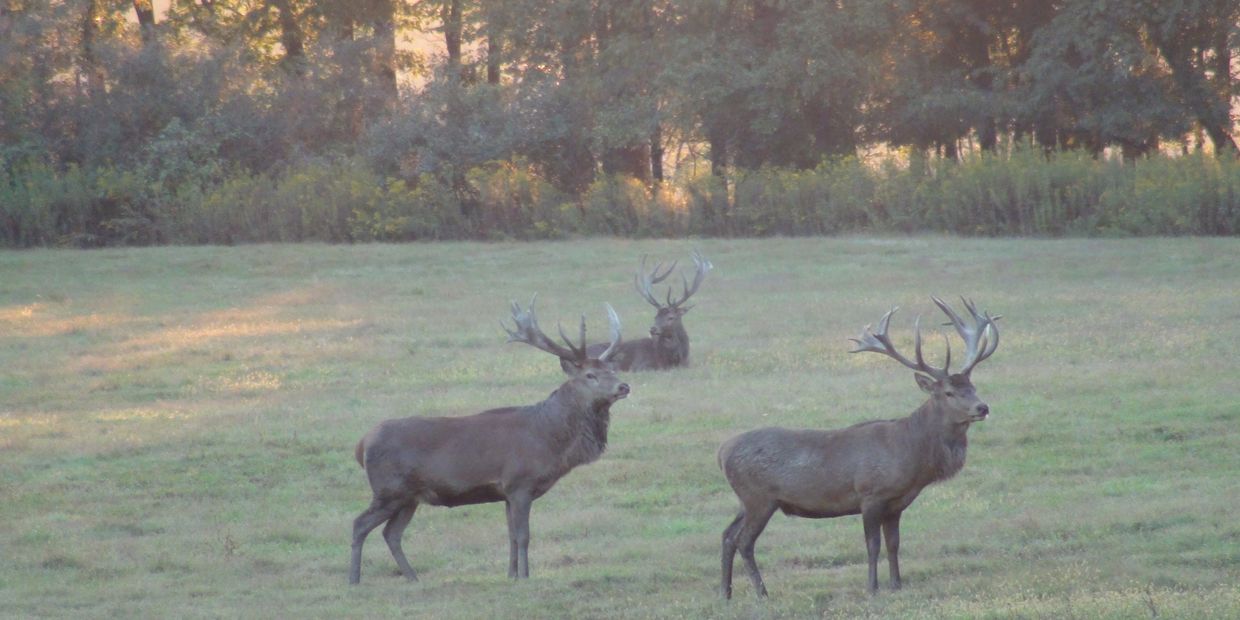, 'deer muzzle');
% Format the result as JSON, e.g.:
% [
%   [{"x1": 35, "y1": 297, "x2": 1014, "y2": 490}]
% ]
[
  {"x1": 971, "y1": 403, "x2": 989, "y2": 421},
  {"x1": 615, "y1": 383, "x2": 631, "y2": 399}
]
